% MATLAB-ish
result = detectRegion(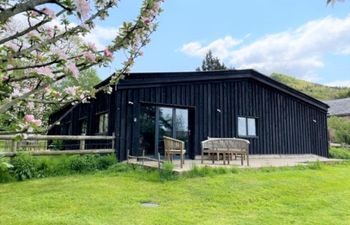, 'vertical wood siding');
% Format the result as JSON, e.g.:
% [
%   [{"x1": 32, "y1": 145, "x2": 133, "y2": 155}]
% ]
[
  {"x1": 114, "y1": 79, "x2": 328, "y2": 160},
  {"x1": 49, "y1": 77, "x2": 329, "y2": 161}
]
